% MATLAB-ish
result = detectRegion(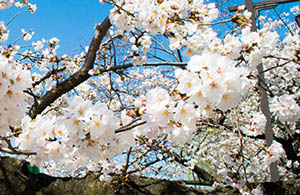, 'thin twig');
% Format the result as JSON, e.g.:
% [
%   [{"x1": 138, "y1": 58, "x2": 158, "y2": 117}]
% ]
[
  {"x1": 6, "y1": 10, "x2": 28, "y2": 26},
  {"x1": 273, "y1": 8, "x2": 294, "y2": 36}
]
